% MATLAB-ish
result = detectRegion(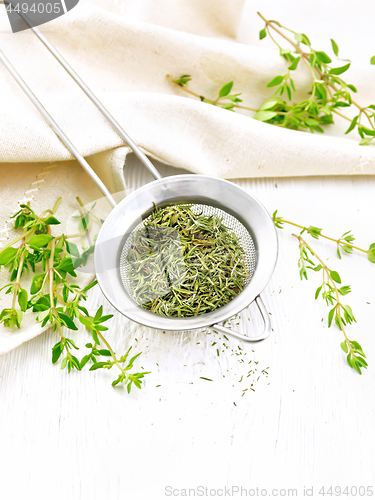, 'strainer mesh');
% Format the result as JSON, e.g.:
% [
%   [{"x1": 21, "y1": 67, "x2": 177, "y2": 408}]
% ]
[{"x1": 120, "y1": 204, "x2": 257, "y2": 309}]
